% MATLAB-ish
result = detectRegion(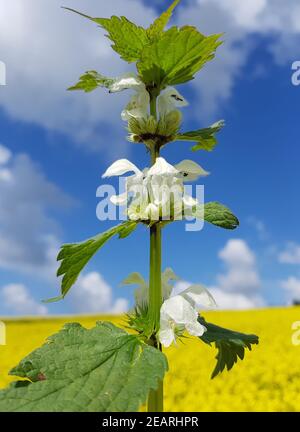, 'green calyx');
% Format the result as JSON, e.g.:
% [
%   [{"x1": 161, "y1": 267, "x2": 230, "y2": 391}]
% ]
[
  {"x1": 127, "y1": 110, "x2": 182, "y2": 147},
  {"x1": 126, "y1": 305, "x2": 154, "y2": 340}
]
